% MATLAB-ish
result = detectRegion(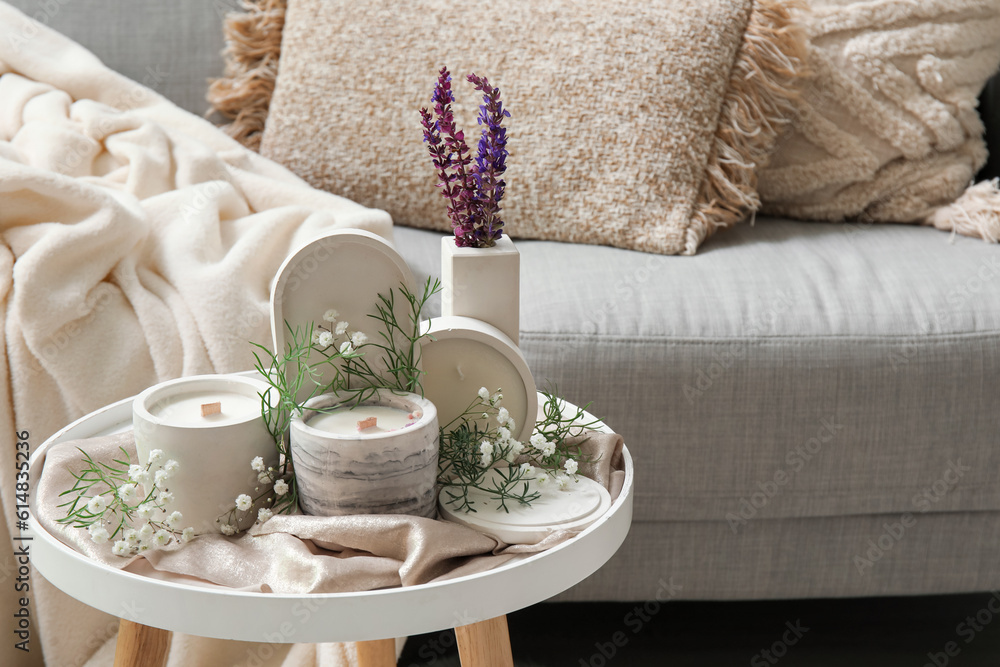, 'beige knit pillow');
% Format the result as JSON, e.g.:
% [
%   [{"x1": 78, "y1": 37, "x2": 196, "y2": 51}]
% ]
[
  {"x1": 210, "y1": 0, "x2": 808, "y2": 255},
  {"x1": 758, "y1": 0, "x2": 1000, "y2": 241}
]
